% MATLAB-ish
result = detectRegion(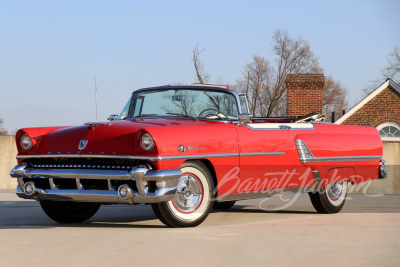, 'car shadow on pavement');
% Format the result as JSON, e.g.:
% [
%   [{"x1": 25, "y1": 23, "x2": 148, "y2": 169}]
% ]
[
  {"x1": 0, "y1": 201, "x2": 166, "y2": 229},
  {"x1": 0, "y1": 219, "x2": 166, "y2": 230},
  {"x1": 0, "y1": 223, "x2": 166, "y2": 230}
]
